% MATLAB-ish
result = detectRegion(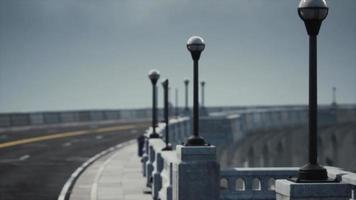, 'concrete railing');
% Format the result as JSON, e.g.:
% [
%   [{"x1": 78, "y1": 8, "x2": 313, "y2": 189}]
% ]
[
  {"x1": 2, "y1": 105, "x2": 354, "y2": 129},
  {"x1": 200, "y1": 106, "x2": 356, "y2": 153},
  {"x1": 142, "y1": 133, "x2": 356, "y2": 200},
  {"x1": 142, "y1": 117, "x2": 220, "y2": 200},
  {"x1": 326, "y1": 167, "x2": 356, "y2": 200},
  {"x1": 140, "y1": 106, "x2": 356, "y2": 200},
  {"x1": 220, "y1": 167, "x2": 356, "y2": 200},
  {"x1": 228, "y1": 106, "x2": 355, "y2": 134},
  {"x1": 220, "y1": 168, "x2": 298, "y2": 200},
  {"x1": 0, "y1": 109, "x2": 154, "y2": 129},
  {"x1": 162, "y1": 117, "x2": 191, "y2": 148}
]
